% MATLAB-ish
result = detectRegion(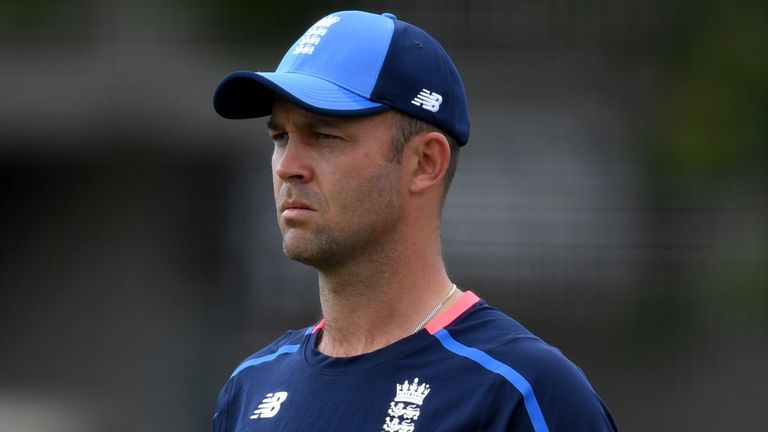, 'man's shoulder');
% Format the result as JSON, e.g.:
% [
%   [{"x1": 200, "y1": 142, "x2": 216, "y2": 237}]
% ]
[
  {"x1": 443, "y1": 298, "x2": 617, "y2": 431},
  {"x1": 448, "y1": 300, "x2": 548, "y2": 352},
  {"x1": 248, "y1": 326, "x2": 311, "y2": 357},
  {"x1": 450, "y1": 300, "x2": 588, "y2": 385},
  {"x1": 228, "y1": 325, "x2": 313, "y2": 379}
]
